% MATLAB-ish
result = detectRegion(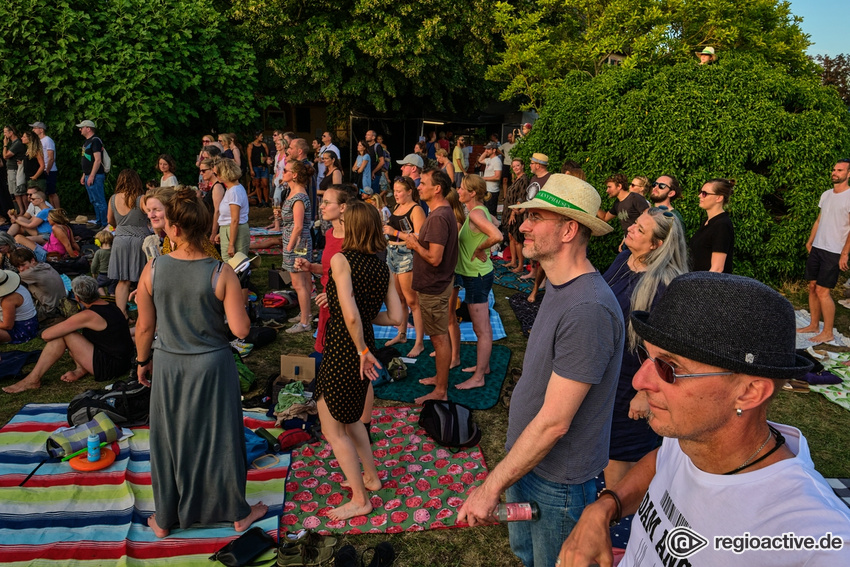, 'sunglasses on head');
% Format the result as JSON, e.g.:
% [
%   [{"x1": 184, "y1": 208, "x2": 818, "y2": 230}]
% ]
[{"x1": 636, "y1": 344, "x2": 732, "y2": 384}]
